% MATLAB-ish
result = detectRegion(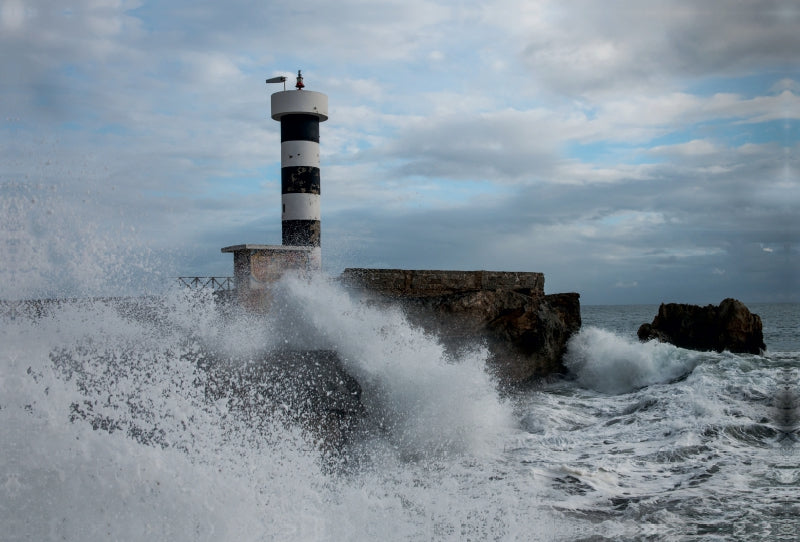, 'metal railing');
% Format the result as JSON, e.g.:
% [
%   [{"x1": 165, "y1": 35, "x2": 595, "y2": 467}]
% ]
[{"x1": 176, "y1": 277, "x2": 234, "y2": 291}]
